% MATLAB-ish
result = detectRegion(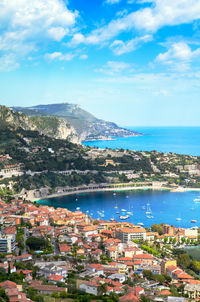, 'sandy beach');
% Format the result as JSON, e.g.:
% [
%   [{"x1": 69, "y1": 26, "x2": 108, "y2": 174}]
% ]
[{"x1": 22, "y1": 183, "x2": 200, "y2": 202}]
